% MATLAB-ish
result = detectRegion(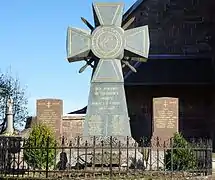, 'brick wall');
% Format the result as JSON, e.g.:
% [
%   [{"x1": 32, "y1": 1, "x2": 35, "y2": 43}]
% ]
[{"x1": 62, "y1": 115, "x2": 84, "y2": 140}]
